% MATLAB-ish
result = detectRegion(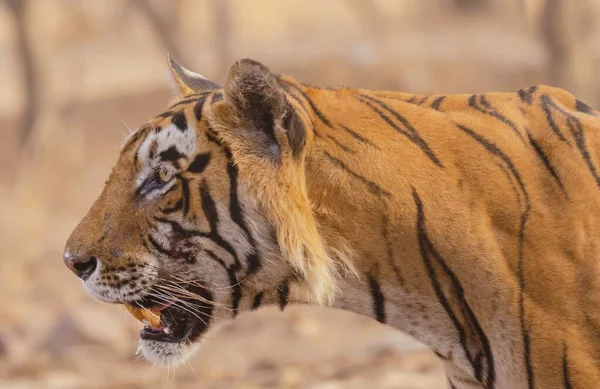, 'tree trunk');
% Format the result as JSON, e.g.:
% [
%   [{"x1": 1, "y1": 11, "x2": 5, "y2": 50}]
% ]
[{"x1": 5, "y1": 0, "x2": 38, "y2": 146}]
